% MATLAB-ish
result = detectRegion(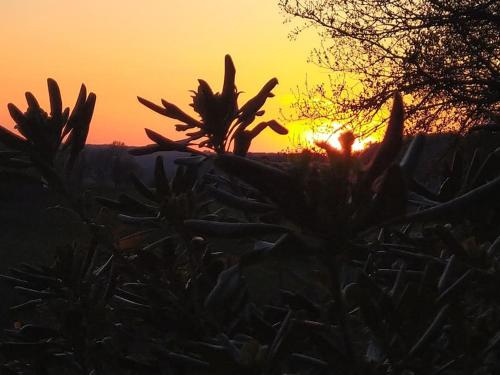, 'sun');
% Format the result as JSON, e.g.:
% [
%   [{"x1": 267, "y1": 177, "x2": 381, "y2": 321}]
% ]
[{"x1": 302, "y1": 122, "x2": 375, "y2": 152}]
